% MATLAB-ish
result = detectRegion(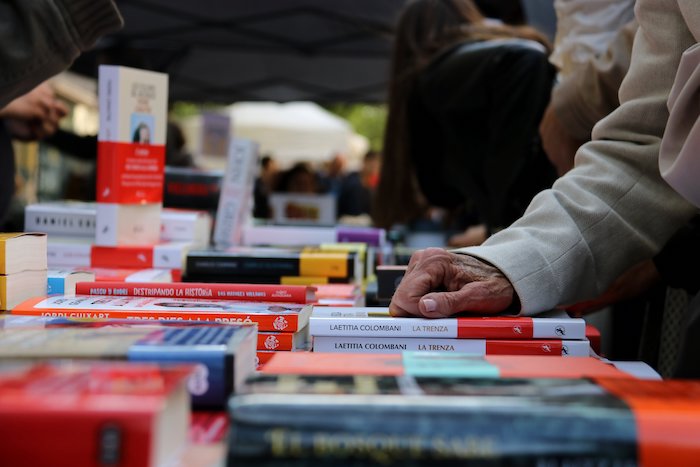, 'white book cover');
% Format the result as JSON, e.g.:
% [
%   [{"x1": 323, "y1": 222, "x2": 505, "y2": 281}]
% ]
[
  {"x1": 213, "y1": 139, "x2": 259, "y2": 249},
  {"x1": 309, "y1": 308, "x2": 586, "y2": 340},
  {"x1": 153, "y1": 242, "x2": 192, "y2": 269},
  {"x1": 25, "y1": 202, "x2": 96, "y2": 238},
  {"x1": 26, "y1": 202, "x2": 210, "y2": 246},
  {"x1": 96, "y1": 65, "x2": 168, "y2": 246},
  {"x1": 312, "y1": 336, "x2": 591, "y2": 357}
]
